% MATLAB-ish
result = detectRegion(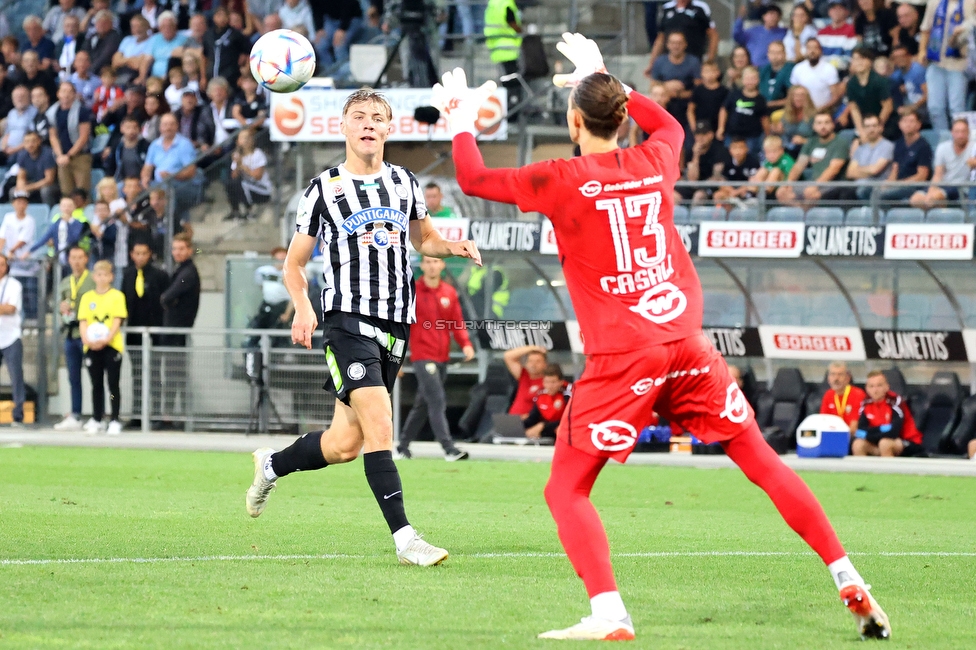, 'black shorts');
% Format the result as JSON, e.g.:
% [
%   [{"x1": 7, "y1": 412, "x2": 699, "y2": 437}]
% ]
[{"x1": 321, "y1": 311, "x2": 410, "y2": 405}]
